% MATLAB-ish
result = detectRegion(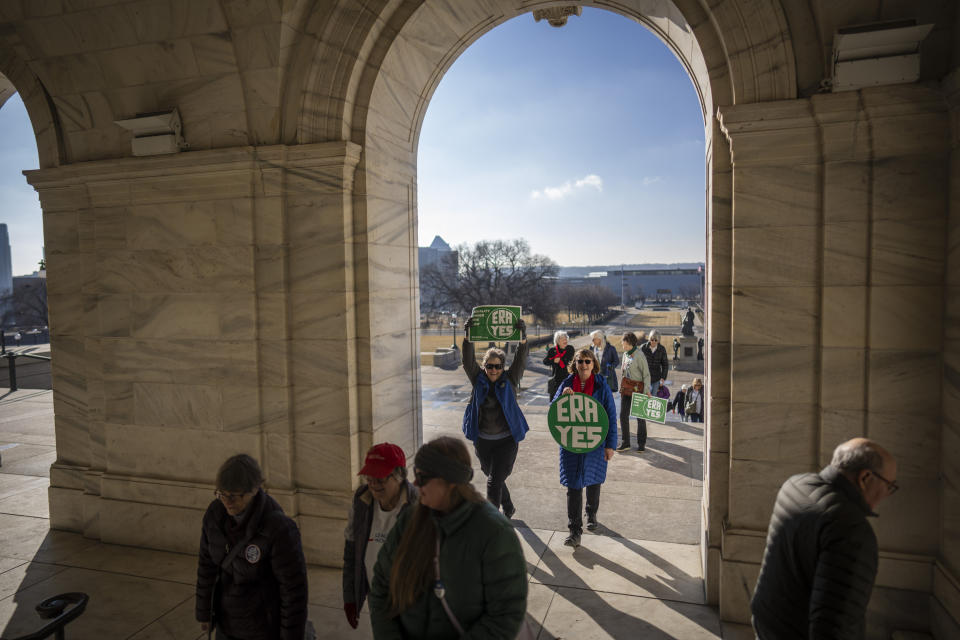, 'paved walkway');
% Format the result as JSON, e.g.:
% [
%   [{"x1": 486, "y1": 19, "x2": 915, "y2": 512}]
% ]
[{"x1": 0, "y1": 342, "x2": 752, "y2": 638}]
